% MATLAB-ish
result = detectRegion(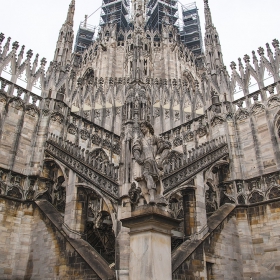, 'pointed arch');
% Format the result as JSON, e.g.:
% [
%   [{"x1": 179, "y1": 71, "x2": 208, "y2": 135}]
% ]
[
  {"x1": 94, "y1": 87, "x2": 104, "y2": 109},
  {"x1": 248, "y1": 74, "x2": 259, "y2": 94},
  {"x1": 194, "y1": 95, "x2": 204, "y2": 116},
  {"x1": 263, "y1": 67, "x2": 274, "y2": 87}
]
